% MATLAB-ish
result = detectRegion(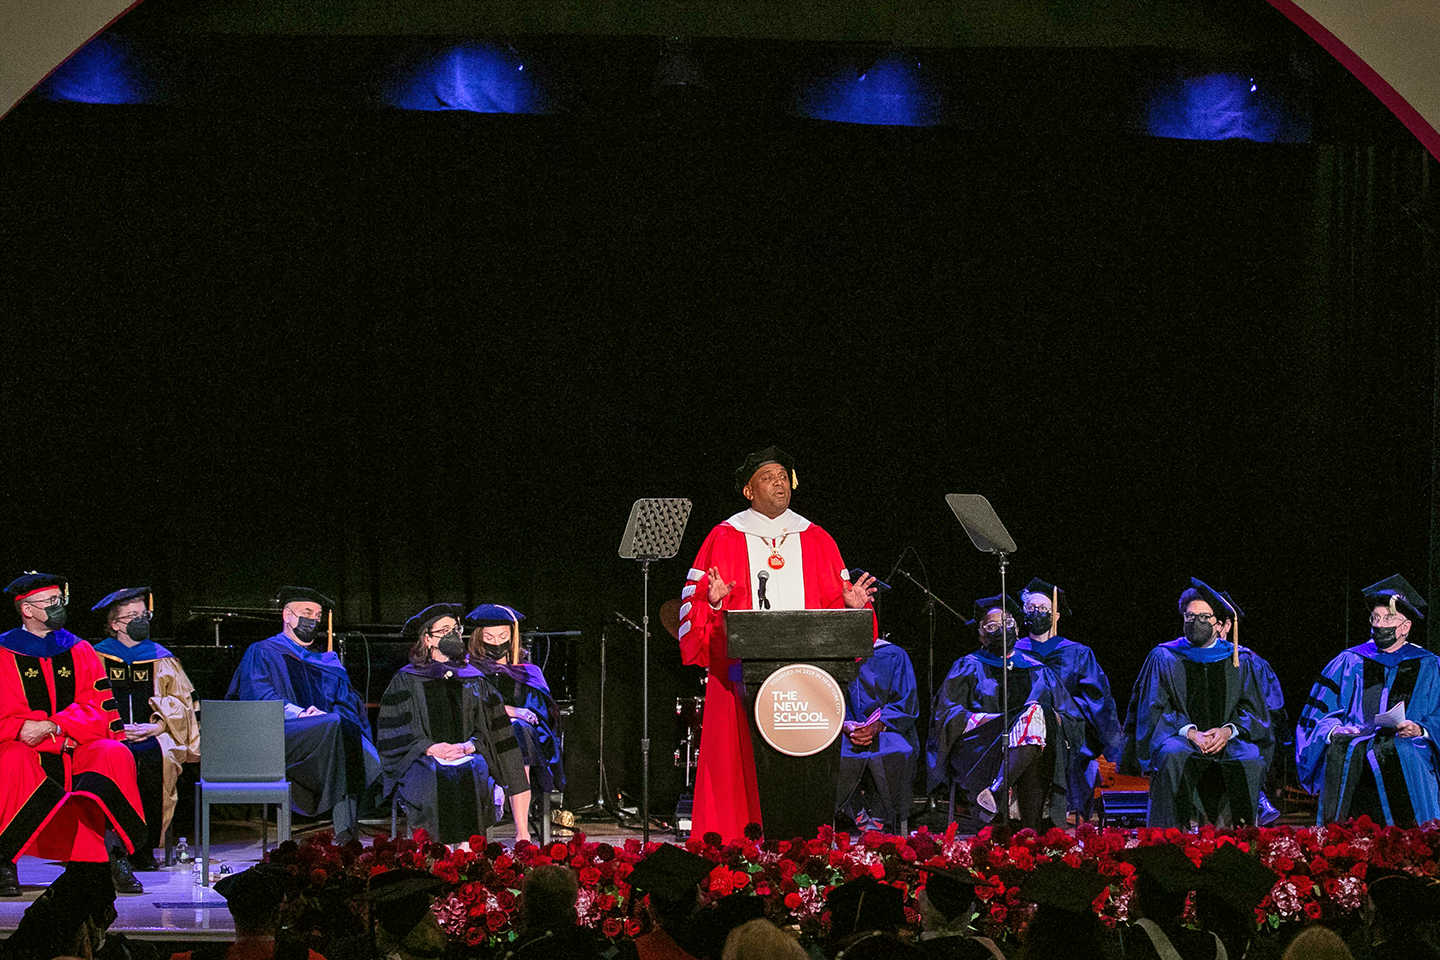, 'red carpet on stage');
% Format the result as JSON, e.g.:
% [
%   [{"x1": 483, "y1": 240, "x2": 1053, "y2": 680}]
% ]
[{"x1": 268, "y1": 817, "x2": 1432, "y2": 950}]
